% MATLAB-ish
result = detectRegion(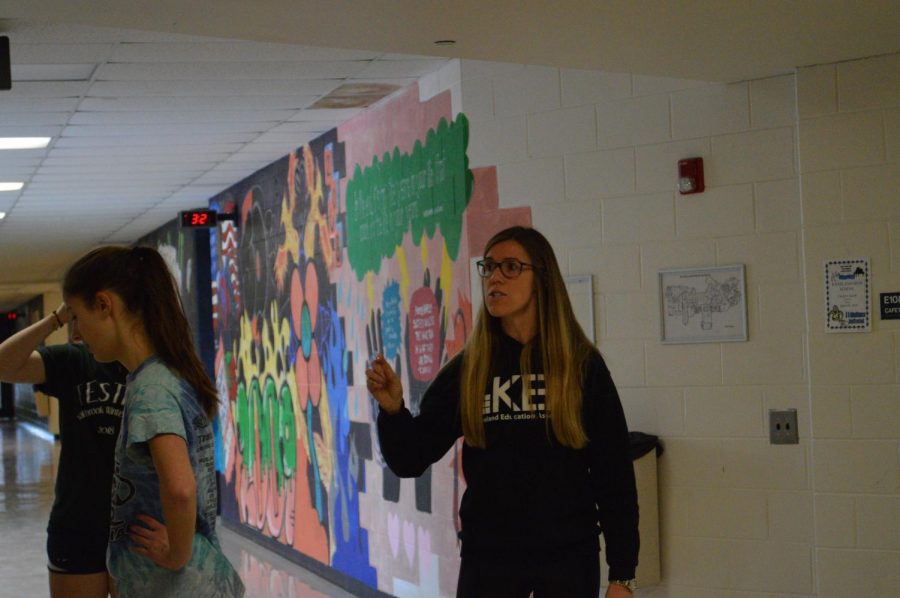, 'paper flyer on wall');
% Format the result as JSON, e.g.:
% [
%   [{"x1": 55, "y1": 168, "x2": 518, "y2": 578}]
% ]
[{"x1": 824, "y1": 258, "x2": 870, "y2": 333}]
